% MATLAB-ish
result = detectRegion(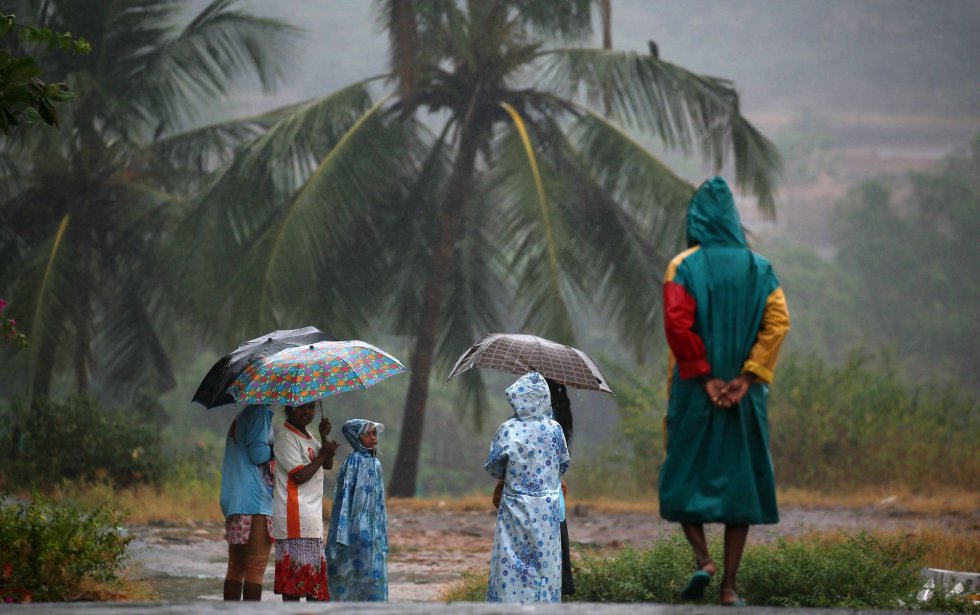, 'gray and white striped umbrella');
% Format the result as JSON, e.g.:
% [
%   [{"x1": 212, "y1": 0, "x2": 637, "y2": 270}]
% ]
[{"x1": 447, "y1": 333, "x2": 613, "y2": 394}]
